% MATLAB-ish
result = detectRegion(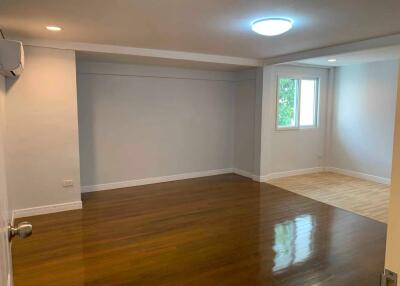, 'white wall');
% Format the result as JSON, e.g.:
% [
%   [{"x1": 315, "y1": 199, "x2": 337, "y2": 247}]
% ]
[
  {"x1": 233, "y1": 70, "x2": 256, "y2": 175},
  {"x1": 259, "y1": 65, "x2": 329, "y2": 179},
  {"x1": 328, "y1": 61, "x2": 399, "y2": 180},
  {"x1": 5, "y1": 46, "x2": 82, "y2": 212},
  {"x1": 0, "y1": 75, "x2": 12, "y2": 286},
  {"x1": 77, "y1": 62, "x2": 238, "y2": 188}
]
